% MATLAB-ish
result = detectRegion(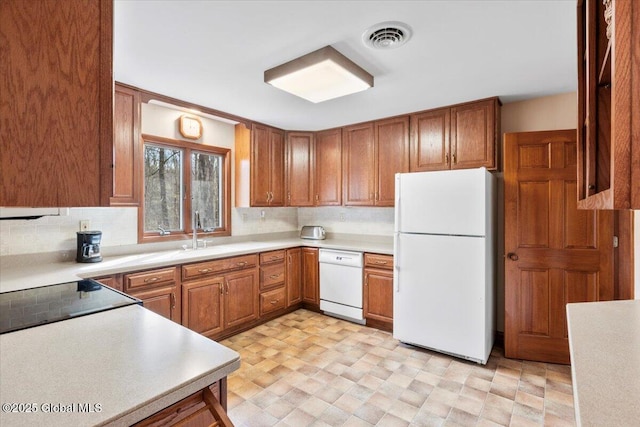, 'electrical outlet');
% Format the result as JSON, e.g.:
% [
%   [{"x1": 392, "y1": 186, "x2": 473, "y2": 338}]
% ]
[
  {"x1": 80, "y1": 220, "x2": 91, "y2": 231},
  {"x1": 340, "y1": 213, "x2": 346, "y2": 222}
]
